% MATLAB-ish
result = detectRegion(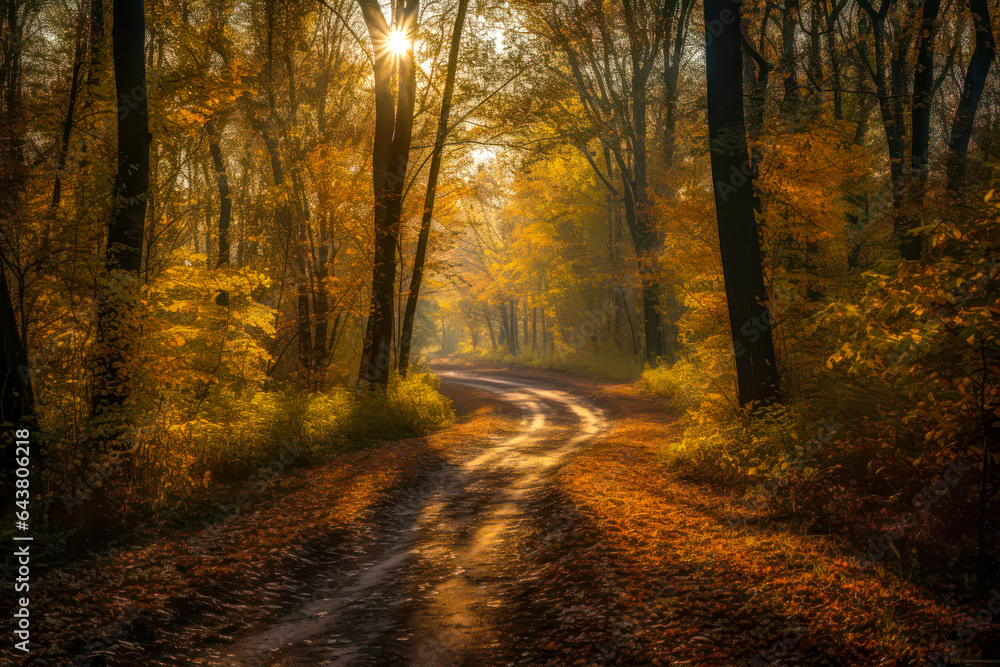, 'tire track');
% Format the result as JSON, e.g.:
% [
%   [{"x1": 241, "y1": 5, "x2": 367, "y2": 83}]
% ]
[{"x1": 213, "y1": 369, "x2": 604, "y2": 666}]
